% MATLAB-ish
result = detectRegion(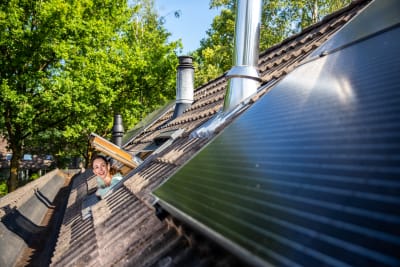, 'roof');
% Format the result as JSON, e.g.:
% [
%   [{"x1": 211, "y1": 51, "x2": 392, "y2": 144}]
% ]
[
  {"x1": 0, "y1": 137, "x2": 55, "y2": 171},
  {"x1": 0, "y1": 169, "x2": 71, "y2": 267},
  {"x1": 48, "y1": 1, "x2": 389, "y2": 266},
  {"x1": 47, "y1": 1, "x2": 380, "y2": 266}
]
